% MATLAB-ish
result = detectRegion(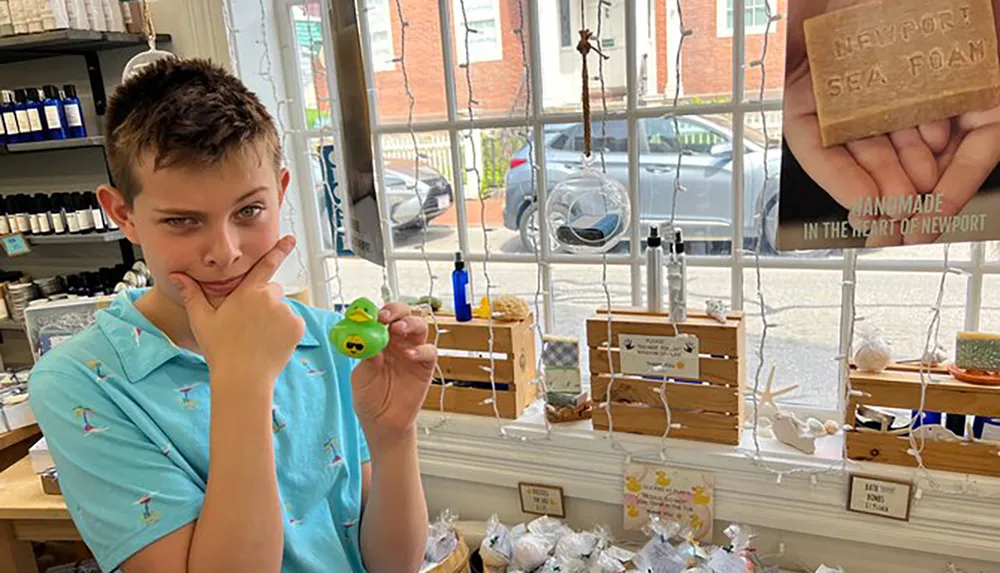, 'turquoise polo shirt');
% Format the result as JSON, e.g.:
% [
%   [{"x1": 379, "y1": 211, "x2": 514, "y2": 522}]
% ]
[{"x1": 28, "y1": 289, "x2": 370, "y2": 573}]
